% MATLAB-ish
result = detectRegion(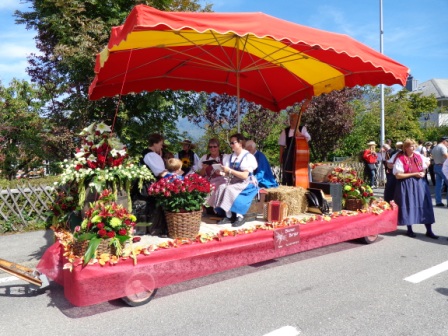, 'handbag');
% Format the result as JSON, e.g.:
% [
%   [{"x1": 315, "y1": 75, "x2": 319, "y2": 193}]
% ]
[
  {"x1": 367, "y1": 163, "x2": 376, "y2": 170},
  {"x1": 306, "y1": 188, "x2": 330, "y2": 214}
]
